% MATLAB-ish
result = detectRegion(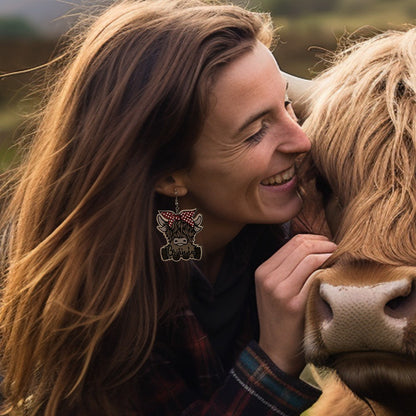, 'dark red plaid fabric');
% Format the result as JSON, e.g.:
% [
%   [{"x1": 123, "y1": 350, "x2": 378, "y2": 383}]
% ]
[{"x1": 137, "y1": 308, "x2": 320, "y2": 416}]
